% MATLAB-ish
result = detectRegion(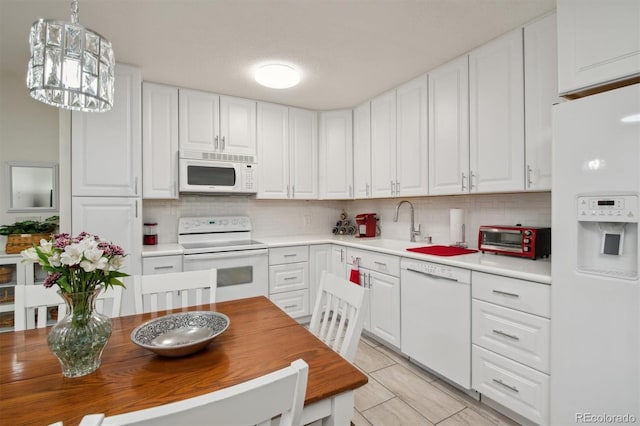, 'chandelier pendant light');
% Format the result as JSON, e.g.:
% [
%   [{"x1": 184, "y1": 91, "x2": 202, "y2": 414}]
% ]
[{"x1": 26, "y1": 0, "x2": 115, "y2": 112}]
